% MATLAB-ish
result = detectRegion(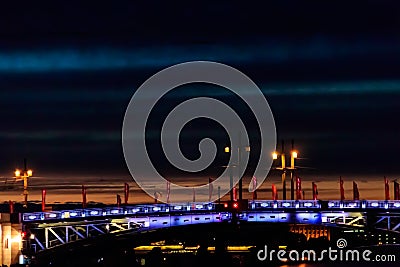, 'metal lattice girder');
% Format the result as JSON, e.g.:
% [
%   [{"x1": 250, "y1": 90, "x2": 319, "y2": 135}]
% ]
[
  {"x1": 48, "y1": 228, "x2": 65, "y2": 245},
  {"x1": 392, "y1": 222, "x2": 400, "y2": 231},
  {"x1": 27, "y1": 219, "x2": 141, "y2": 251},
  {"x1": 370, "y1": 213, "x2": 400, "y2": 232},
  {"x1": 346, "y1": 216, "x2": 365, "y2": 226},
  {"x1": 320, "y1": 212, "x2": 366, "y2": 227},
  {"x1": 25, "y1": 212, "x2": 229, "y2": 253},
  {"x1": 23, "y1": 208, "x2": 400, "y2": 256}
]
